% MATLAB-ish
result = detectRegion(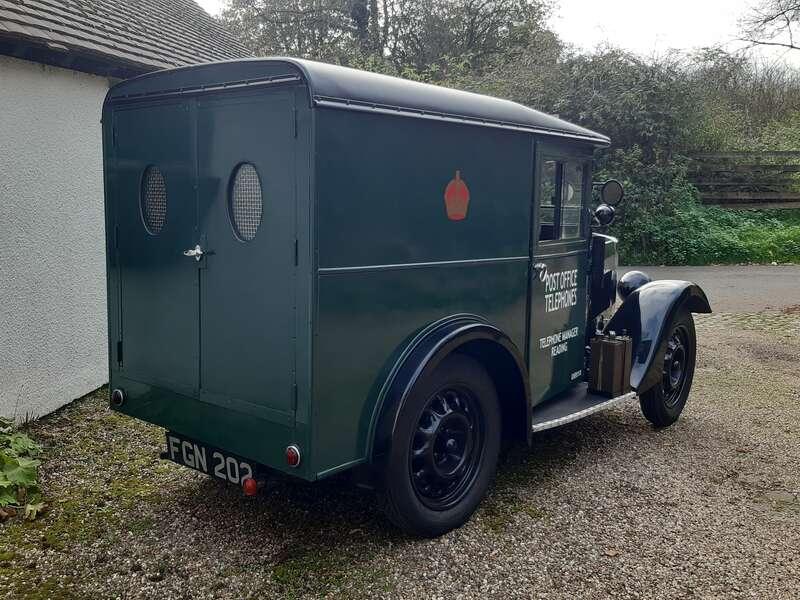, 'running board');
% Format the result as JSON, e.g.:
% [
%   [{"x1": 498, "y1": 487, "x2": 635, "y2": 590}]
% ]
[{"x1": 532, "y1": 383, "x2": 637, "y2": 433}]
